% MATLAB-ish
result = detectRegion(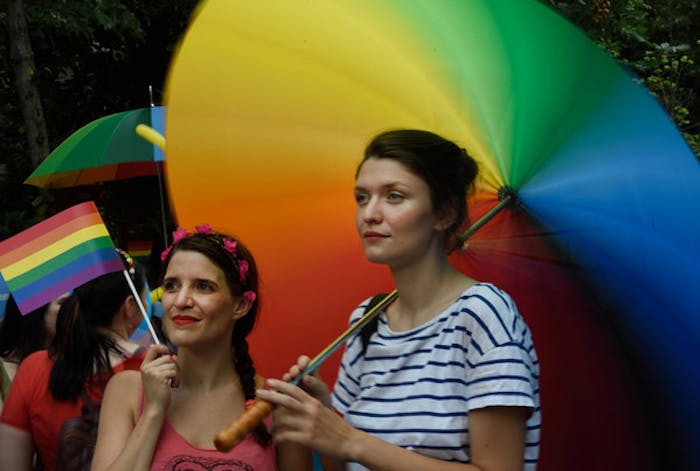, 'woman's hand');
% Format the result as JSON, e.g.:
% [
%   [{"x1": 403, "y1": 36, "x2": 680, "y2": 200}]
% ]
[
  {"x1": 140, "y1": 344, "x2": 179, "y2": 416},
  {"x1": 259, "y1": 378, "x2": 358, "y2": 461},
  {"x1": 282, "y1": 355, "x2": 332, "y2": 408}
]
